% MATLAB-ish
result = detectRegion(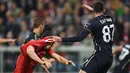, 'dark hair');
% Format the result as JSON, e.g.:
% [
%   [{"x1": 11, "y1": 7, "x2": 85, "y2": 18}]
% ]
[
  {"x1": 33, "y1": 17, "x2": 44, "y2": 28},
  {"x1": 93, "y1": 1, "x2": 104, "y2": 13}
]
